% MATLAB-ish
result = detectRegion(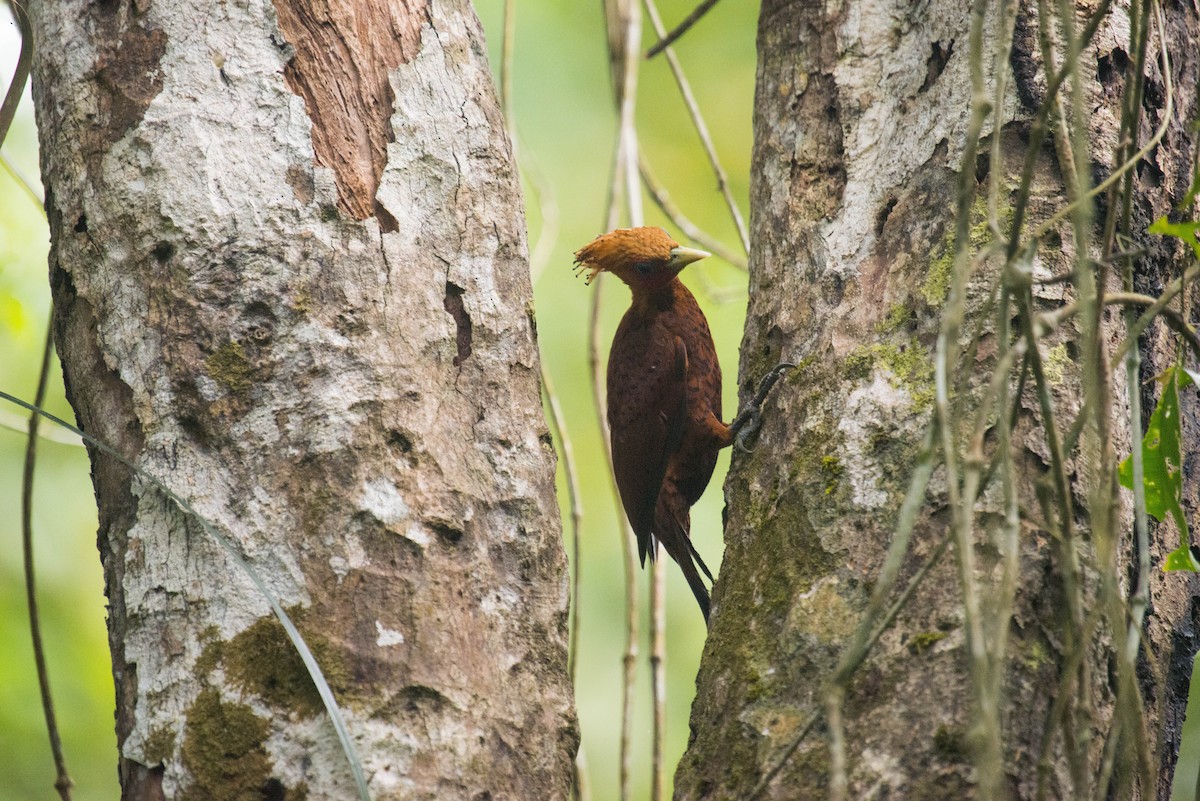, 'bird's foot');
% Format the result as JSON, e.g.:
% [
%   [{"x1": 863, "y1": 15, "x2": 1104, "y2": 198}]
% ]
[{"x1": 730, "y1": 362, "x2": 795, "y2": 452}]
